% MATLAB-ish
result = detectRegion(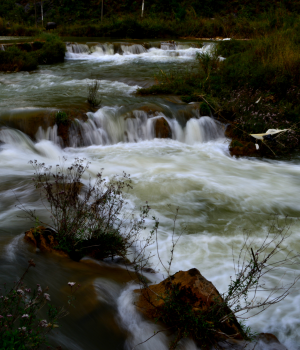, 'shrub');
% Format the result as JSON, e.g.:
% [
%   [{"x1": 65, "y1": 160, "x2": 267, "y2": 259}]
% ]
[
  {"x1": 32, "y1": 41, "x2": 44, "y2": 50},
  {"x1": 0, "y1": 45, "x2": 38, "y2": 71},
  {"x1": 34, "y1": 40, "x2": 66, "y2": 65},
  {"x1": 87, "y1": 80, "x2": 102, "y2": 108},
  {"x1": 55, "y1": 111, "x2": 70, "y2": 126},
  {"x1": 24, "y1": 158, "x2": 153, "y2": 262}
]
